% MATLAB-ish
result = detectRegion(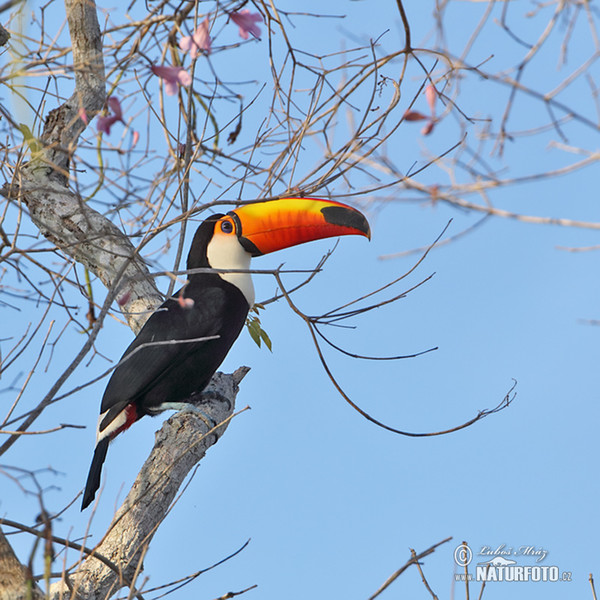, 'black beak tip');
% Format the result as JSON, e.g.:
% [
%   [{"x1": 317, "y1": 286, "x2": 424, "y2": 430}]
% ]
[{"x1": 321, "y1": 205, "x2": 371, "y2": 240}]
